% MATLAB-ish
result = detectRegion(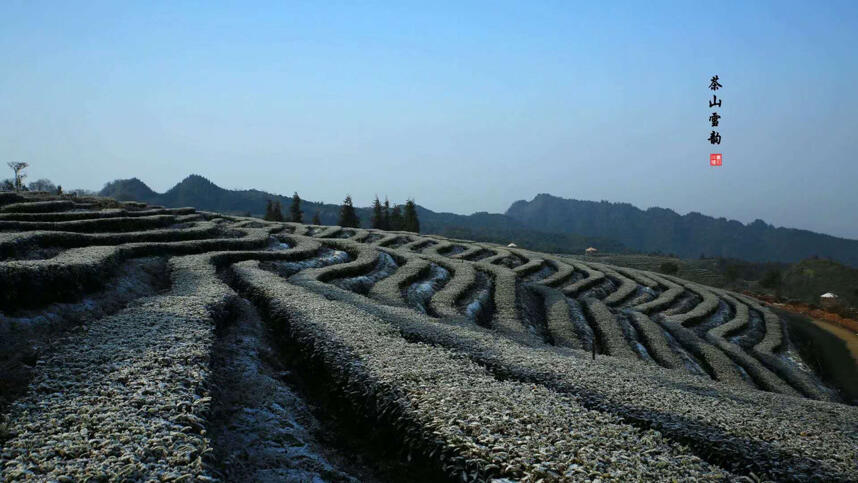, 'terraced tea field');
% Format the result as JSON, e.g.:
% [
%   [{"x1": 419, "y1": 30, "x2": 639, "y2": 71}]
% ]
[{"x1": 1, "y1": 193, "x2": 856, "y2": 481}]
